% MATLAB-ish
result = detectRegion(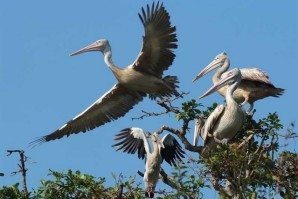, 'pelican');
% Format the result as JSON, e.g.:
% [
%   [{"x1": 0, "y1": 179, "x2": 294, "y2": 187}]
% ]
[
  {"x1": 192, "y1": 52, "x2": 284, "y2": 114},
  {"x1": 193, "y1": 68, "x2": 246, "y2": 154},
  {"x1": 113, "y1": 128, "x2": 185, "y2": 198},
  {"x1": 32, "y1": 2, "x2": 178, "y2": 144}
]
